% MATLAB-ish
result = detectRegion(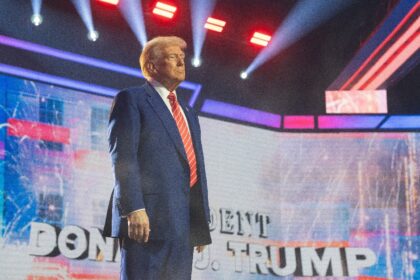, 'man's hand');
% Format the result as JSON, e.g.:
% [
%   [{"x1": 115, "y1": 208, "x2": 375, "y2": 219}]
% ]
[
  {"x1": 195, "y1": 245, "x2": 206, "y2": 253},
  {"x1": 127, "y1": 210, "x2": 150, "y2": 243}
]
